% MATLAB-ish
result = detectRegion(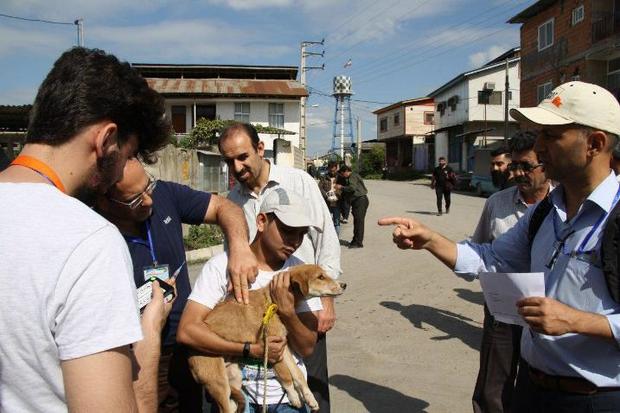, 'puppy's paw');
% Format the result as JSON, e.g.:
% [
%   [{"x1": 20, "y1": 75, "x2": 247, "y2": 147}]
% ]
[{"x1": 304, "y1": 392, "x2": 319, "y2": 412}]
